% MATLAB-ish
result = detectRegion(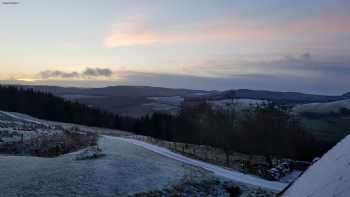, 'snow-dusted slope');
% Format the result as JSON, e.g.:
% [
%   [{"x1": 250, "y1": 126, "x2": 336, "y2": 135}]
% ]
[
  {"x1": 0, "y1": 111, "x2": 46, "y2": 125},
  {"x1": 0, "y1": 111, "x2": 63, "y2": 143},
  {"x1": 1, "y1": 111, "x2": 287, "y2": 193},
  {"x1": 282, "y1": 134, "x2": 350, "y2": 197},
  {"x1": 293, "y1": 99, "x2": 350, "y2": 115},
  {"x1": 112, "y1": 136, "x2": 287, "y2": 192},
  {"x1": 209, "y1": 99, "x2": 268, "y2": 110},
  {"x1": 0, "y1": 136, "x2": 208, "y2": 197}
]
